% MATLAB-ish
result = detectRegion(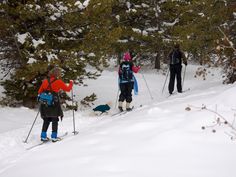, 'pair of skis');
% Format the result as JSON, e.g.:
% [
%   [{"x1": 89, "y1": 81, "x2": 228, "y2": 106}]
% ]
[
  {"x1": 111, "y1": 105, "x2": 143, "y2": 117},
  {"x1": 26, "y1": 132, "x2": 68, "y2": 150},
  {"x1": 111, "y1": 107, "x2": 134, "y2": 117},
  {"x1": 167, "y1": 88, "x2": 190, "y2": 98}
]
